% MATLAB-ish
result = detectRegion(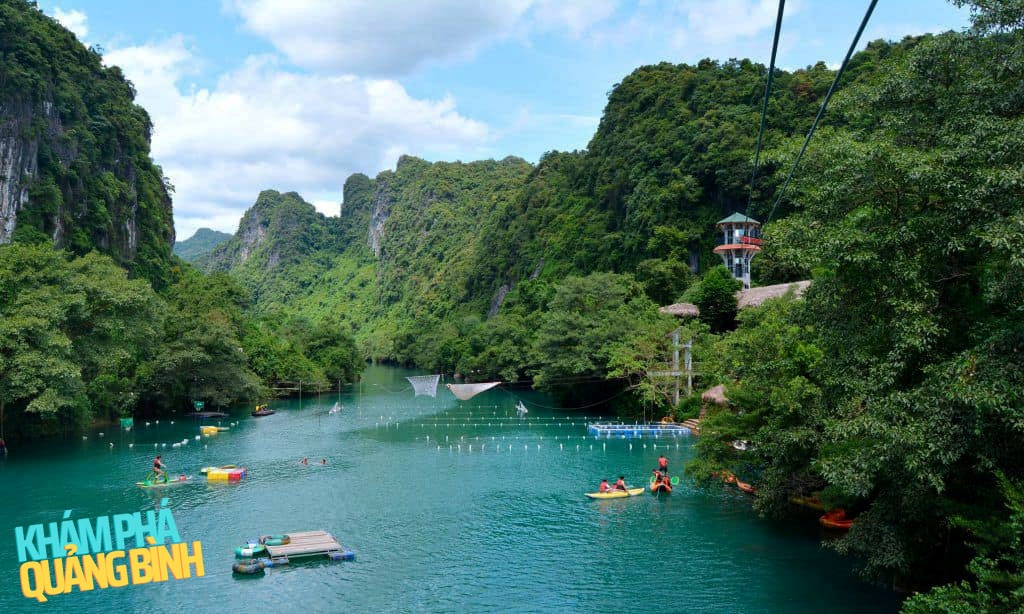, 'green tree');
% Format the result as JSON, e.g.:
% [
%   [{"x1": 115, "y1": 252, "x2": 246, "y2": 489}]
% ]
[{"x1": 685, "y1": 266, "x2": 742, "y2": 333}]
